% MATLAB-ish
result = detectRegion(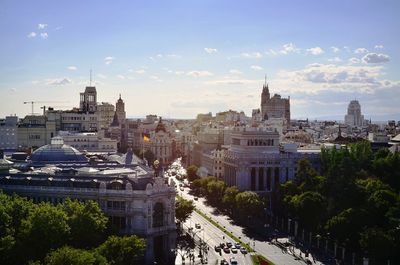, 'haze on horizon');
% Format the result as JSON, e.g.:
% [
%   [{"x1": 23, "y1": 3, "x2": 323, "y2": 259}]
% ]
[{"x1": 0, "y1": 0, "x2": 399, "y2": 121}]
